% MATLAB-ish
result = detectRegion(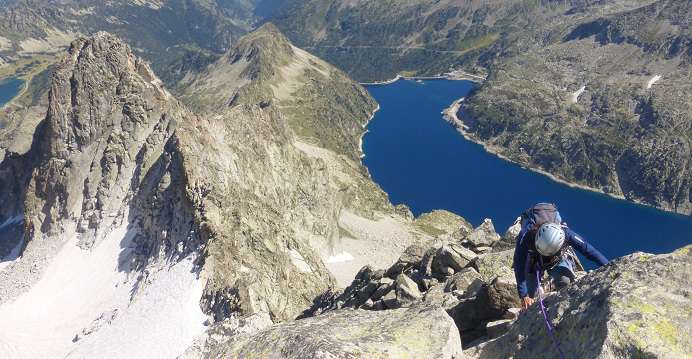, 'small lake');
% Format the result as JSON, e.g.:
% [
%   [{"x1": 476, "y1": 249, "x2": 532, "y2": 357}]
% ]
[
  {"x1": 0, "y1": 77, "x2": 24, "y2": 107},
  {"x1": 362, "y1": 79, "x2": 691, "y2": 264}
]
